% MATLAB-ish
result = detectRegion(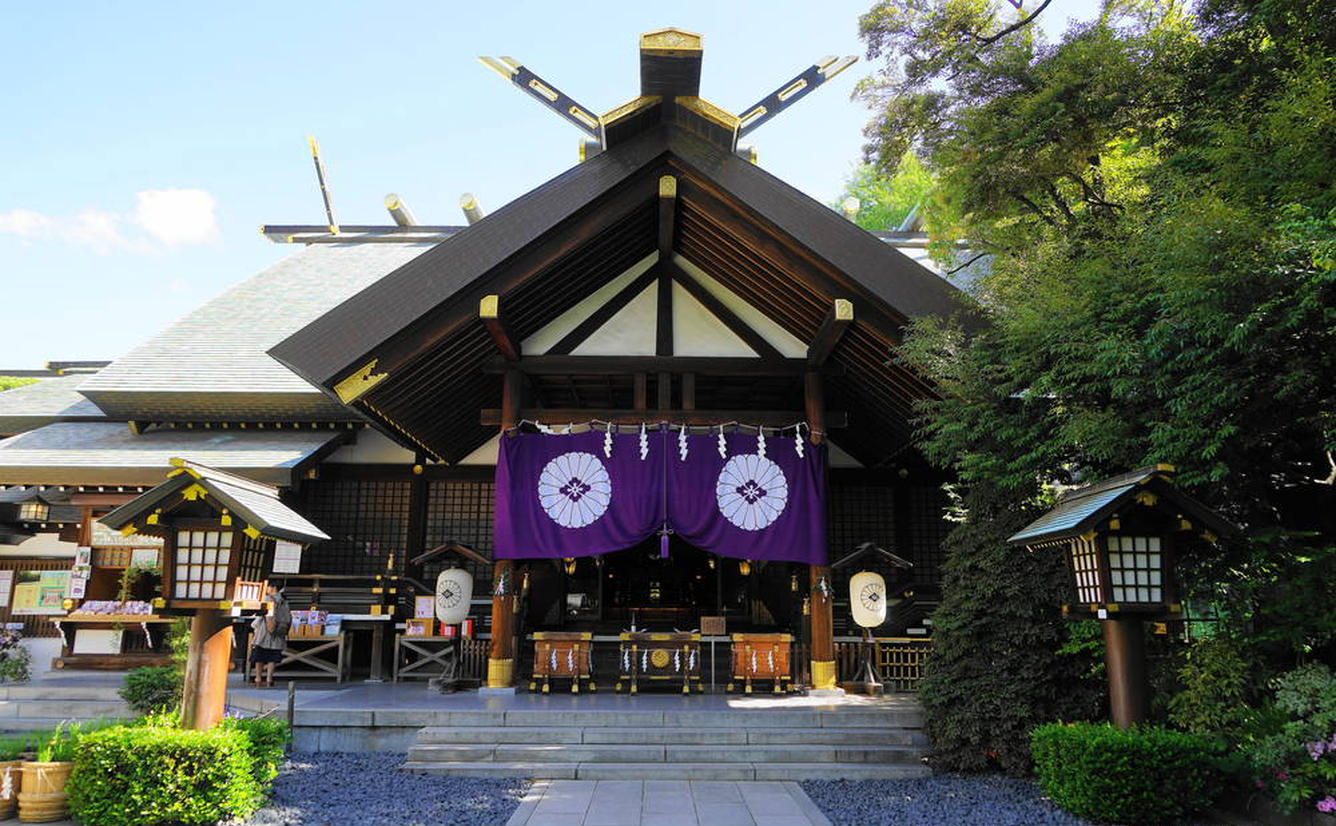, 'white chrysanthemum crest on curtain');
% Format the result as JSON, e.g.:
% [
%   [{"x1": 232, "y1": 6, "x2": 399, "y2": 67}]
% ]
[
  {"x1": 537, "y1": 451, "x2": 612, "y2": 528},
  {"x1": 715, "y1": 453, "x2": 789, "y2": 531}
]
